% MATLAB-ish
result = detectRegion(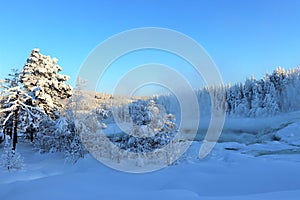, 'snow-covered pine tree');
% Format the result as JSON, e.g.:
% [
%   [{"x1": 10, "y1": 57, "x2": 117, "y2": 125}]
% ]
[
  {"x1": 1, "y1": 69, "x2": 27, "y2": 150},
  {"x1": 19, "y1": 48, "x2": 73, "y2": 119},
  {"x1": 64, "y1": 121, "x2": 86, "y2": 163},
  {"x1": 0, "y1": 79, "x2": 5, "y2": 143},
  {"x1": 0, "y1": 69, "x2": 45, "y2": 149},
  {"x1": 284, "y1": 67, "x2": 300, "y2": 111},
  {"x1": 262, "y1": 78, "x2": 279, "y2": 116},
  {"x1": 243, "y1": 78, "x2": 254, "y2": 112},
  {"x1": 211, "y1": 85, "x2": 226, "y2": 115},
  {"x1": 269, "y1": 67, "x2": 287, "y2": 111}
]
